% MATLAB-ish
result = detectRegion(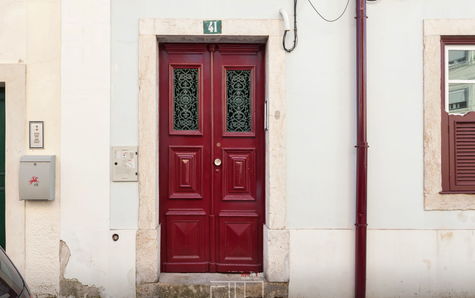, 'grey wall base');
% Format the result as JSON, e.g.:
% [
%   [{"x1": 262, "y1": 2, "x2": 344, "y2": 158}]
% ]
[{"x1": 136, "y1": 273, "x2": 288, "y2": 298}]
